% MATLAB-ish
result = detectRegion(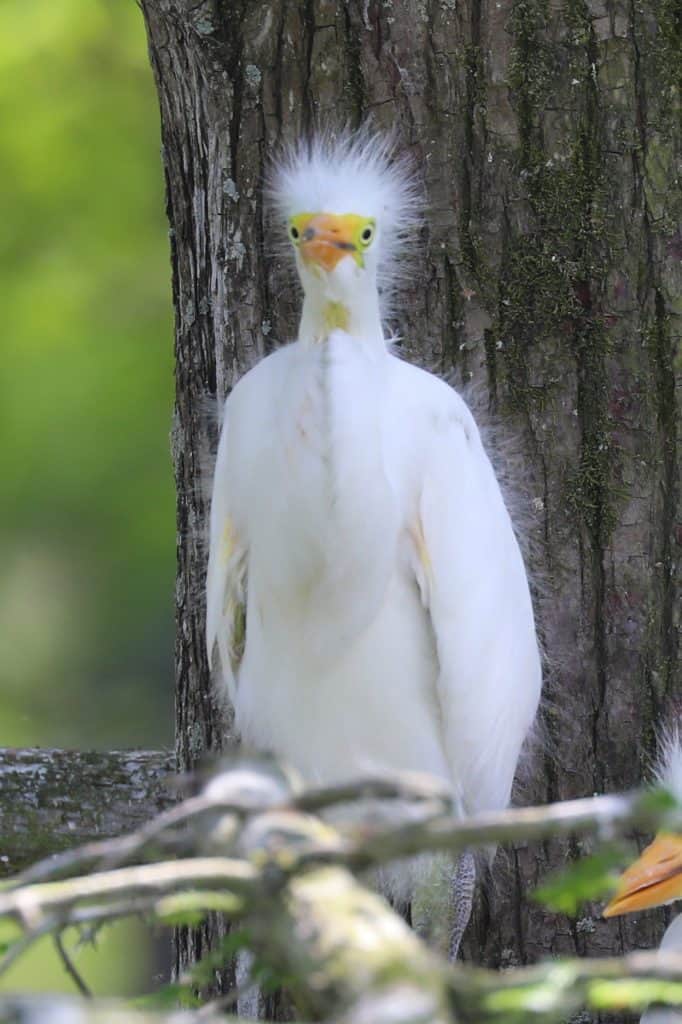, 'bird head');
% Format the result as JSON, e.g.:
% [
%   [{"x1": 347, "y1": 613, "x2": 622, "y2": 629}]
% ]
[
  {"x1": 268, "y1": 130, "x2": 421, "y2": 337},
  {"x1": 288, "y1": 210, "x2": 379, "y2": 316},
  {"x1": 603, "y1": 723, "x2": 682, "y2": 918}
]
